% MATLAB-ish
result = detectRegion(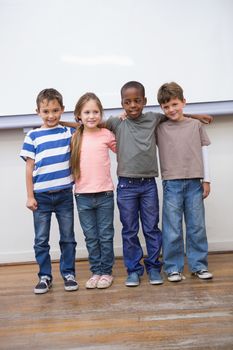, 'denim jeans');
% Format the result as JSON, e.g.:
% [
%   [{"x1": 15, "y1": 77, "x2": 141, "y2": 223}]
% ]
[
  {"x1": 162, "y1": 179, "x2": 208, "y2": 274},
  {"x1": 117, "y1": 177, "x2": 162, "y2": 276},
  {"x1": 33, "y1": 188, "x2": 76, "y2": 279},
  {"x1": 75, "y1": 191, "x2": 115, "y2": 275}
]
